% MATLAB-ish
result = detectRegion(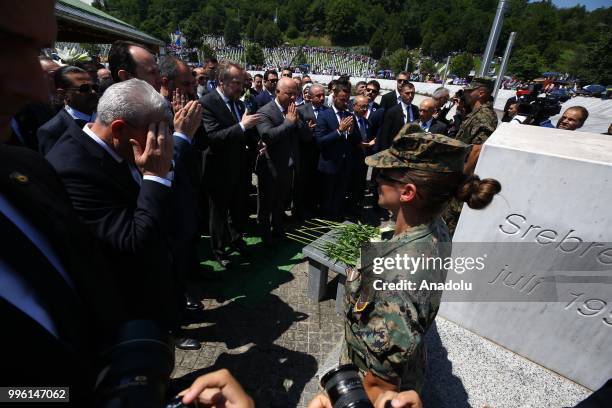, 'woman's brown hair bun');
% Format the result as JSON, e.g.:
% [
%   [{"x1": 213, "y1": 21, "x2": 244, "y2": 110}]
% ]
[{"x1": 455, "y1": 175, "x2": 501, "y2": 210}]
